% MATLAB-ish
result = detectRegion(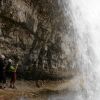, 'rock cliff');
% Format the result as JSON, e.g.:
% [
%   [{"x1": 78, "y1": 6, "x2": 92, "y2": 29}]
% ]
[{"x1": 0, "y1": 0, "x2": 77, "y2": 79}]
